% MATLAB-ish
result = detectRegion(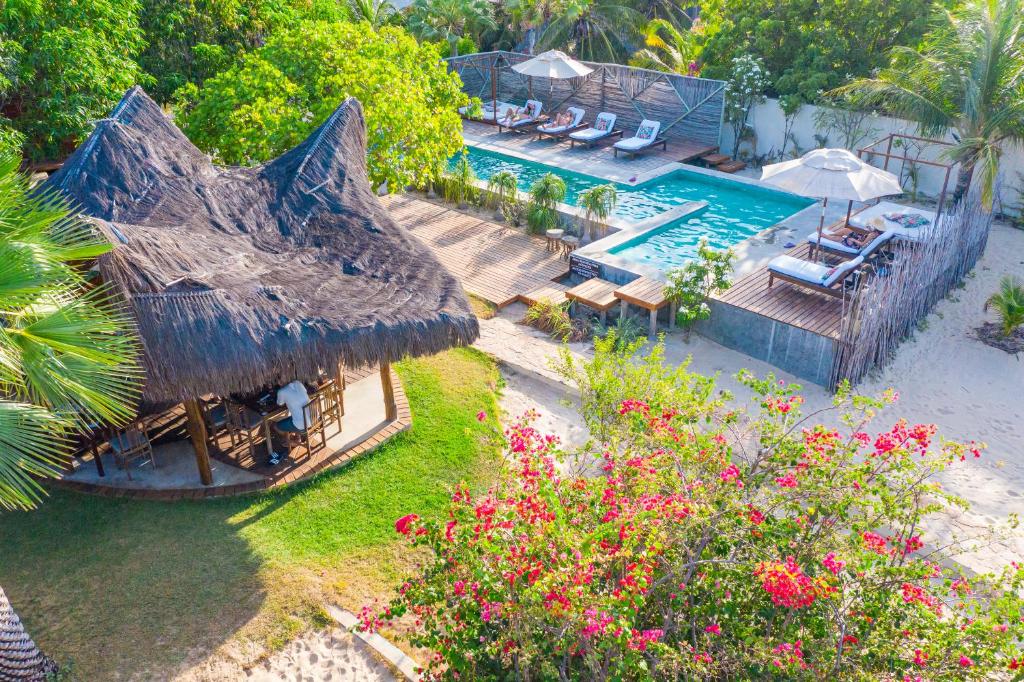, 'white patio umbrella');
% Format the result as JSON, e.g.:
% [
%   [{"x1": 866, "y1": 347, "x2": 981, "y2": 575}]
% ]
[
  {"x1": 511, "y1": 50, "x2": 593, "y2": 79},
  {"x1": 760, "y1": 148, "x2": 903, "y2": 246}
]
